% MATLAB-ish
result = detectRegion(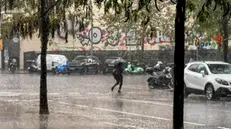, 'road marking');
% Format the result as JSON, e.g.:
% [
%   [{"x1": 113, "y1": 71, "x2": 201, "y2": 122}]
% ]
[
  {"x1": 0, "y1": 99, "x2": 39, "y2": 102},
  {"x1": 55, "y1": 101, "x2": 205, "y2": 127},
  {"x1": 0, "y1": 92, "x2": 21, "y2": 96},
  {"x1": 110, "y1": 98, "x2": 172, "y2": 107},
  {"x1": 82, "y1": 96, "x2": 172, "y2": 107},
  {"x1": 218, "y1": 127, "x2": 231, "y2": 129},
  {"x1": 57, "y1": 110, "x2": 144, "y2": 129},
  {"x1": 0, "y1": 92, "x2": 62, "y2": 97},
  {"x1": 208, "y1": 109, "x2": 231, "y2": 113},
  {"x1": 58, "y1": 101, "x2": 88, "y2": 108},
  {"x1": 104, "y1": 122, "x2": 145, "y2": 129},
  {"x1": 87, "y1": 92, "x2": 100, "y2": 95}
]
